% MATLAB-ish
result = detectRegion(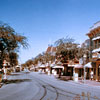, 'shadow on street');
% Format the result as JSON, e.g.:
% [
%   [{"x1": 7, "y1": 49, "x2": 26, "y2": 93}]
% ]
[{"x1": 2, "y1": 79, "x2": 32, "y2": 84}]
